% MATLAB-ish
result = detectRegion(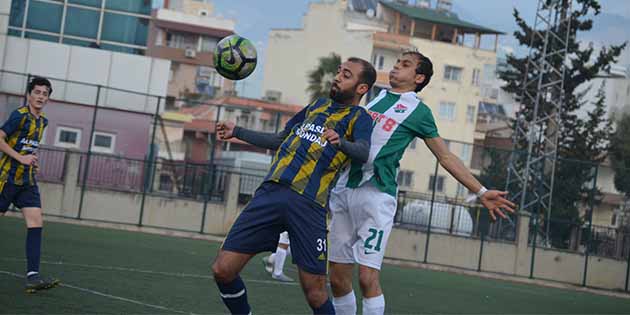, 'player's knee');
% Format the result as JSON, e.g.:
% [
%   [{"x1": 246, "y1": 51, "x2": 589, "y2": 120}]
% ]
[
  {"x1": 358, "y1": 269, "x2": 380, "y2": 292},
  {"x1": 329, "y1": 271, "x2": 352, "y2": 294},
  {"x1": 211, "y1": 259, "x2": 234, "y2": 283},
  {"x1": 304, "y1": 287, "x2": 328, "y2": 308},
  {"x1": 25, "y1": 215, "x2": 43, "y2": 228}
]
